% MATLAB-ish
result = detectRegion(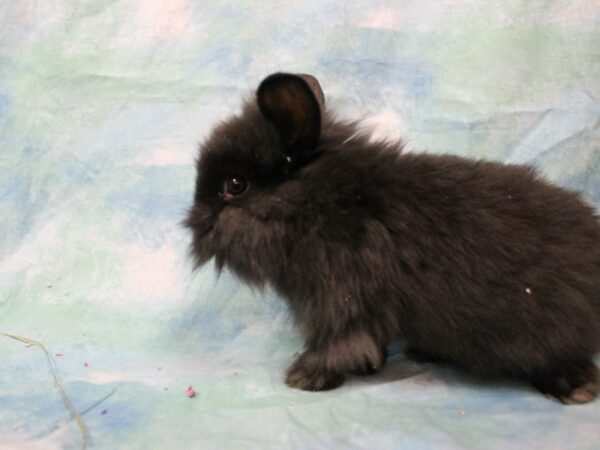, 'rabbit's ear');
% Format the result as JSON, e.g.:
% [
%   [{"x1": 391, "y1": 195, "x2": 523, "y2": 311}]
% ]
[{"x1": 257, "y1": 73, "x2": 323, "y2": 153}]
